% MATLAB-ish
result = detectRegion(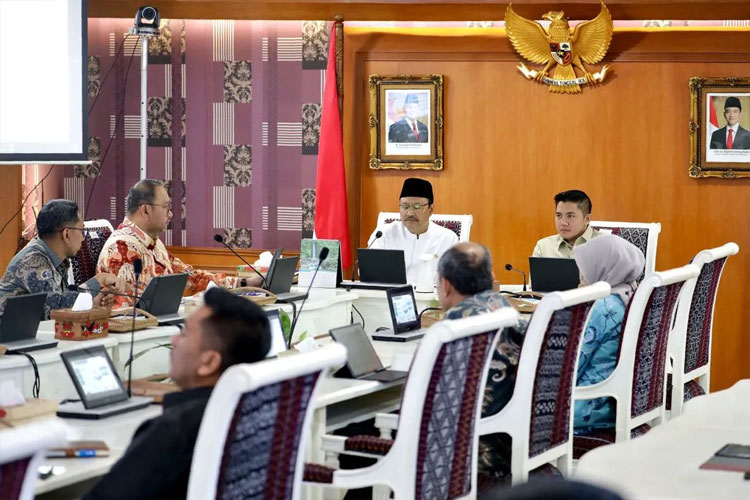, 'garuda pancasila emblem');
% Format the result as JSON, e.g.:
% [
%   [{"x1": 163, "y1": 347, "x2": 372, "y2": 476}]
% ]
[{"x1": 505, "y1": 0, "x2": 614, "y2": 93}]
